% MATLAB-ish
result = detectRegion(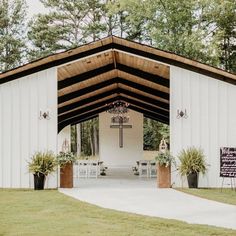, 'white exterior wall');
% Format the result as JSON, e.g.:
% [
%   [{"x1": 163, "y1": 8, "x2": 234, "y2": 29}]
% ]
[
  {"x1": 170, "y1": 66, "x2": 236, "y2": 187},
  {"x1": 0, "y1": 68, "x2": 58, "y2": 188},
  {"x1": 99, "y1": 110, "x2": 143, "y2": 167}
]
